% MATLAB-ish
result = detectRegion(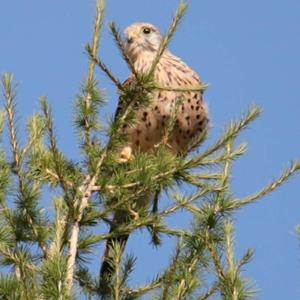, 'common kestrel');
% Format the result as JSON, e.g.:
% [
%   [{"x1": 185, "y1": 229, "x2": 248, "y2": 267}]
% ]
[
  {"x1": 100, "y1": 22, "x2": 209, "y2": 284},
  {"x1": 117, "y1": 22, "x2": 209, "y2": 161}
]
